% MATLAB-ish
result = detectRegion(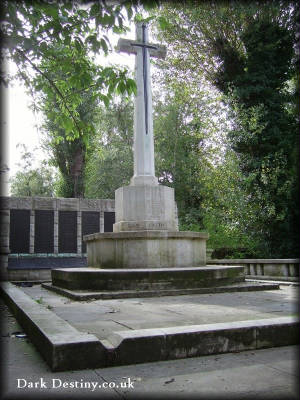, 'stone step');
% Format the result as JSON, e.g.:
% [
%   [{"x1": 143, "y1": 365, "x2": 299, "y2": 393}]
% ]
[
  {"x1": 42, "y1": 281, "x2": 280, "y2": 301},
  {"x1": 50, "y1": 265, "x2": 245, "y2": 291}
]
